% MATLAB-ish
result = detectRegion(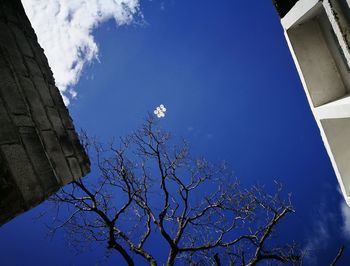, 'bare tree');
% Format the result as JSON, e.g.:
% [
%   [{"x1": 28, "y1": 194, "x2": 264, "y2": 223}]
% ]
[{"x1": 49, "y1": 116, "x2": 302, "y2": 266}]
